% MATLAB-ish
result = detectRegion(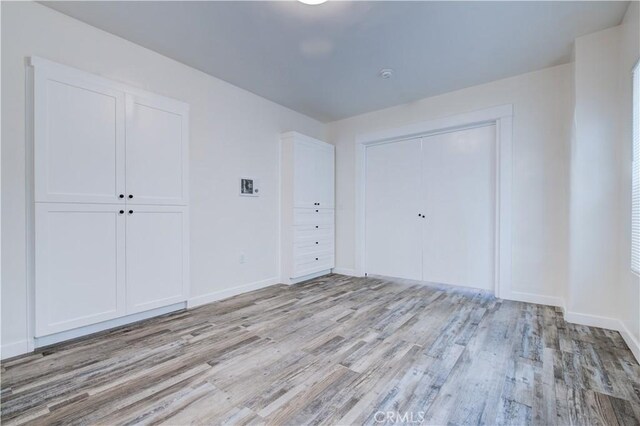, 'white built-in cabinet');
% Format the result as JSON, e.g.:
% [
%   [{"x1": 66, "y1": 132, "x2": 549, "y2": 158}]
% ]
[
  {"x1": 281, "y1": 132, "x2": 335, "y2": 284},
  {"x1": 32, "y1": 57, "x2": 189, "y2": 338}
]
